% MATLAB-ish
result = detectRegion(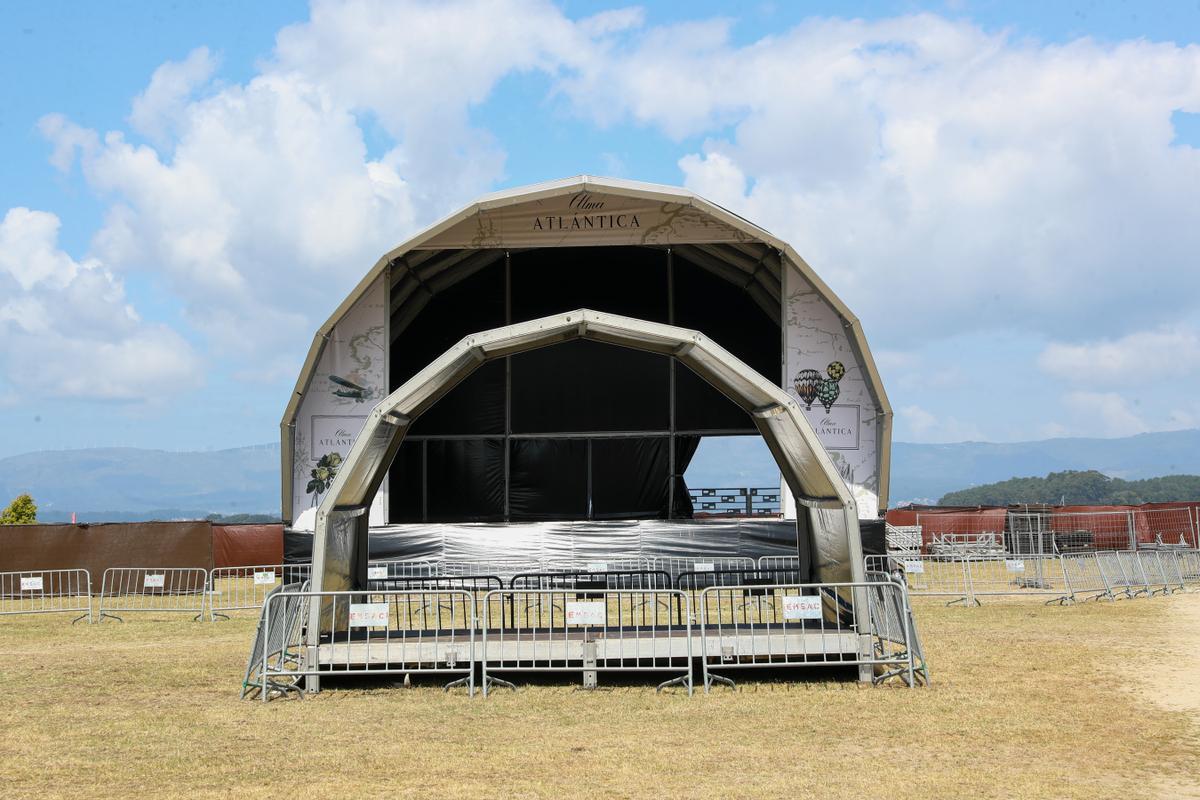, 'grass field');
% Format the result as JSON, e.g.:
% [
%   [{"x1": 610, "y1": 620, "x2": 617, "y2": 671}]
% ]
[{"x1": 2, "y1": 595, "x2": 1198, "y2": 800}]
